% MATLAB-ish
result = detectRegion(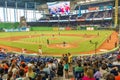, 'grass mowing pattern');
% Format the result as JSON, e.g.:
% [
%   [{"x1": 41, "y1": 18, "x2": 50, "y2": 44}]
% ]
[{"x1": 0, "y1": 30, "x2": 112, "y2": 54}]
